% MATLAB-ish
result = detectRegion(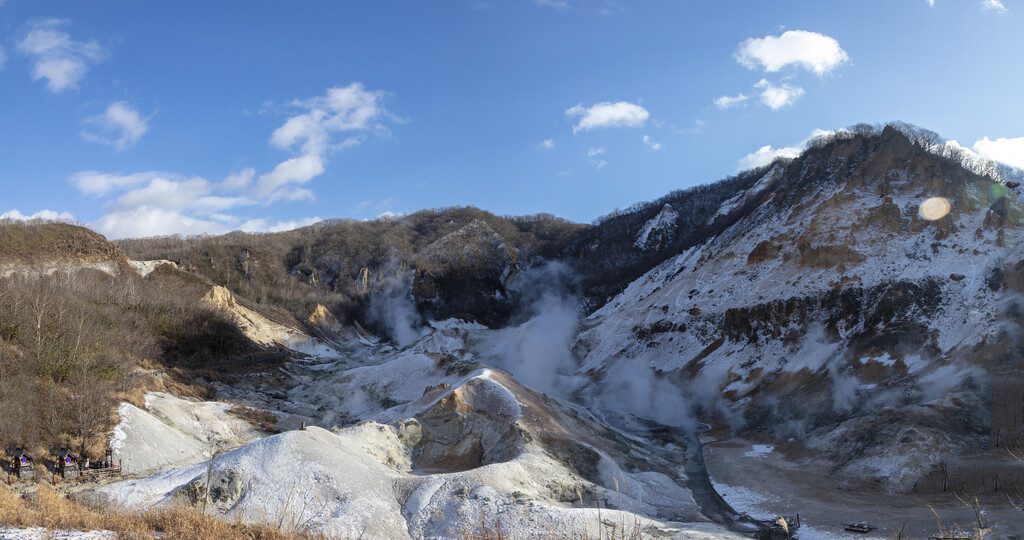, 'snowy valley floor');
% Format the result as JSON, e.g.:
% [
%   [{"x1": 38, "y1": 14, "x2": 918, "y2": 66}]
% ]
[{"x1": 704, "y1": 437, "x2": 1024, "y2": 539}]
